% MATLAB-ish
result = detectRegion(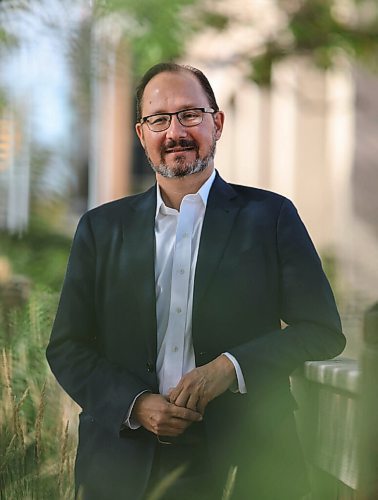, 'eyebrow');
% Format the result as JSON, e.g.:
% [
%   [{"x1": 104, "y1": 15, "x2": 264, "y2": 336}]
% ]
[{"x1": 144, "y1": 105, "x2": 202, "y2": 116}]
